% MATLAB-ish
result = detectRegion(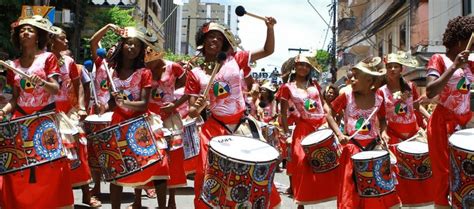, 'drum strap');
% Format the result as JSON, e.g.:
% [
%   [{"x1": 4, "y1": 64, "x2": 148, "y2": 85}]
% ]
[
  {"x1": 211, "y1": 115, "x2": 260, "y2": 139},
  {"x1": 350, "y1": 138, "x2": 378, "y2": 151},
  {"x1": 15, "y1": 103, "x2": 56, "y2": 116}
]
